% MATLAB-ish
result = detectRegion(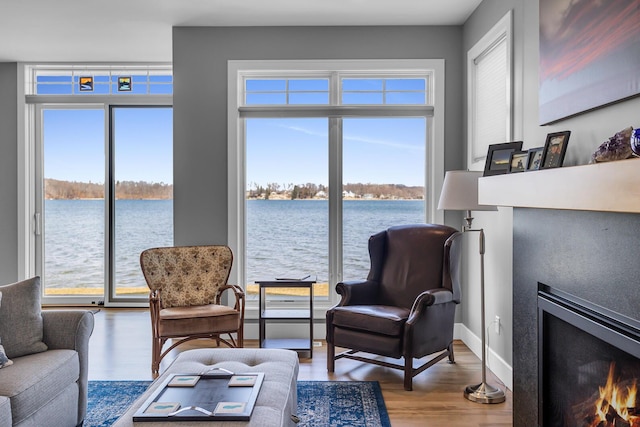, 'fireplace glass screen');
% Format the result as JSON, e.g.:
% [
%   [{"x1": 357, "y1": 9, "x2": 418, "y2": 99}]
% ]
[{"x1": 541, "y1": 310, "x2": 640, "y2": 427}]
